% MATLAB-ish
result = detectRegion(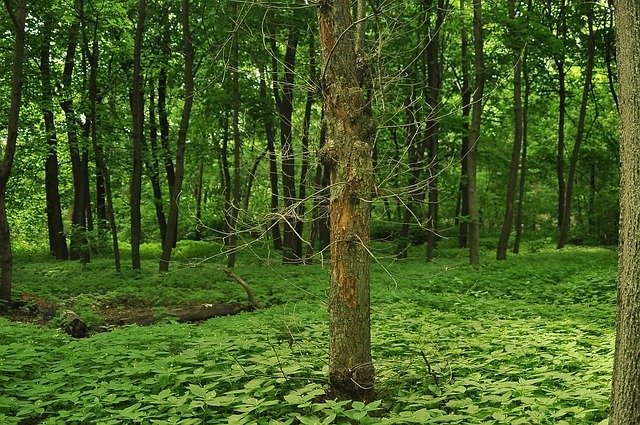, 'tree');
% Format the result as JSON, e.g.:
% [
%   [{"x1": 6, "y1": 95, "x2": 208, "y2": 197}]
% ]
[
  {"x1": 0, "y1": 0, "x2": 25, "y2": 303},
  {"x1": 40, "y1": 14, "x2": 69, "y2": 260},
  {"x1": 159, "y1": 0, "x2": 194, "y2": 272},
  {"x1": 610, "y1": 1, "x2": 640, "y2": 422},
  {"x1": 467, "y1": 0, "x2": 484, "y2": 265},
  {"x1": 496, "y1": 0, "x2": 524, "y2": 260},
  {"x1": 130, "y1": 0, "x2": 146, "y2": 270},
  {"x1": 317, "y1": 0, "x2": 376, "y2": 401}
]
